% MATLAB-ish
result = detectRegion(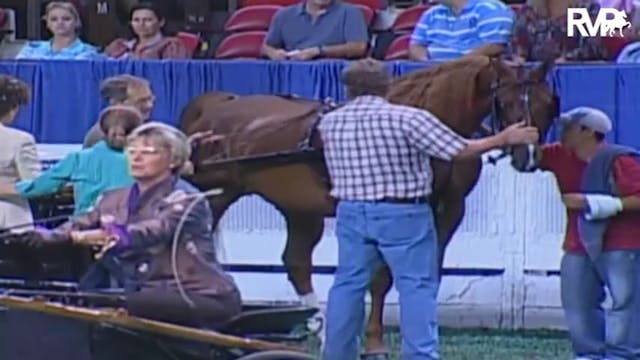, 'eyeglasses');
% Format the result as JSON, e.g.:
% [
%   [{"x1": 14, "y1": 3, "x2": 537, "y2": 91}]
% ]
[{"x1": 126, "y1": 146, "x2": 160, "y2": 156}]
